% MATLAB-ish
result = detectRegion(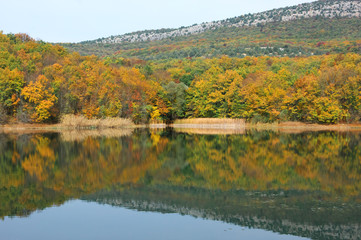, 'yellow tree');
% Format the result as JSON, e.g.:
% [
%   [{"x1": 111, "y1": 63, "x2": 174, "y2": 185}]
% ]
[{"x1": 21, "y1": 75, "x2": 57, "y2": 122}]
